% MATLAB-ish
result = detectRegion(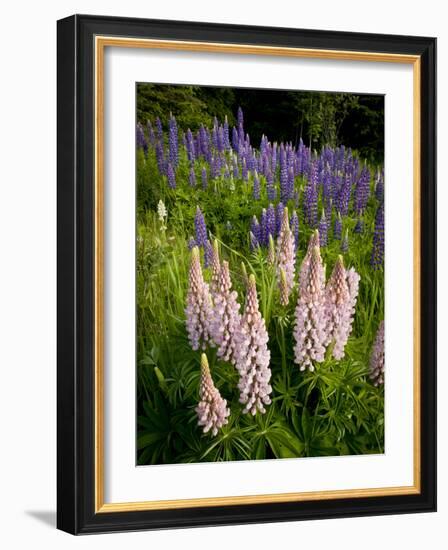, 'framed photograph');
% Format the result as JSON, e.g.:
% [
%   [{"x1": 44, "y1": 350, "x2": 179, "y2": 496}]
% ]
[{"x1": 57, "y1": 14, "x2": 436, "y2": 534}]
